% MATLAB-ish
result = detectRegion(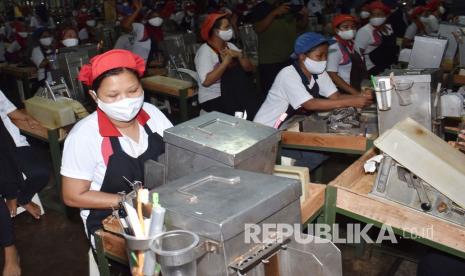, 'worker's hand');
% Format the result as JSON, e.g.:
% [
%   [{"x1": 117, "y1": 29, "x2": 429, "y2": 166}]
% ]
[
  {"x1": 349, "y1": 95, "x2": 373, "y2": 108},
  {"x1": 271, "y1": 3, "x2": 290, "y2": 17},
  {"x1": 220, "y1": 48, "x2": 234, "y2": 64},
  {"x1": 6, "y1": 198, "x2": 18, "y2": 217},
  {"x1": 361, "y1": 88, "x2": 374, "y2": 100},
  {"x1": 132, "y1": 0, "x2": 142, "y2": 11},
  {"x1": 226, "y1": 49, "x2": 243, "y2": 59}
]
